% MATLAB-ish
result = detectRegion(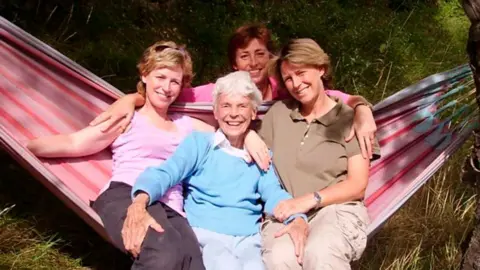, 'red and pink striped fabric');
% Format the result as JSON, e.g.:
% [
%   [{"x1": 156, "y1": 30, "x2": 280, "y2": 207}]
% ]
[{"x1": 0, "y1": 17, "x2": 475, "y2": 239}]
